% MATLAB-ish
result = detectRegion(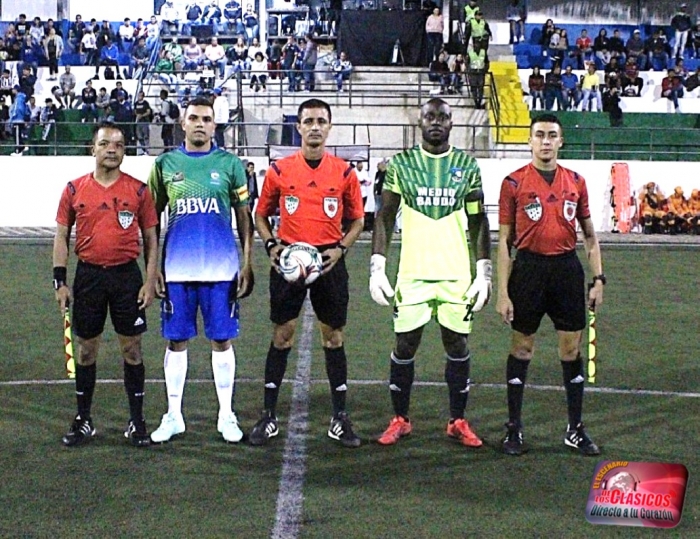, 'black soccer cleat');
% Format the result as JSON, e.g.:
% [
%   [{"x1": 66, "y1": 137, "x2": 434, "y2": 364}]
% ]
[
  {"x1": 502, "y1": 422, "x2": 527, "y2": 456},
  {"x1": 249, "y1": 410, "x2": 279, "y2": 446},
  {"x1": 564, "y1": 422, "x2": 601, "y2": 456},
  {"x1": 124, "y1": 419, "x2": 151, "y2": 448},
  {"x1": 62, "y1": 415, "x2": 96, "y2": 447},
  {"x1": 327, "y1": 412, "x2": 361, "y2": 448}
]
